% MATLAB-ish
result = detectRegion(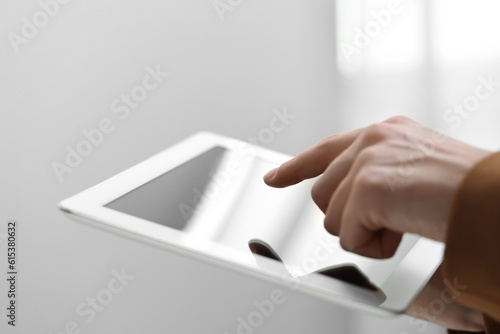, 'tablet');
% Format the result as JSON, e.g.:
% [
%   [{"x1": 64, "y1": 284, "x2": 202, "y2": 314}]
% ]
[{"x1": 58, "y1": 132, "x2": 444, "y2": 316}]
